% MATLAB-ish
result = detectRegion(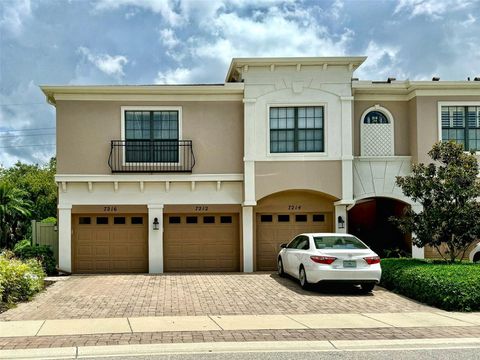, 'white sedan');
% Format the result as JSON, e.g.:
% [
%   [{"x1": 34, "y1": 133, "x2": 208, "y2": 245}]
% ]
[{"x1": 277, "y1": 233, "x2": 381, "y2": 292}]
